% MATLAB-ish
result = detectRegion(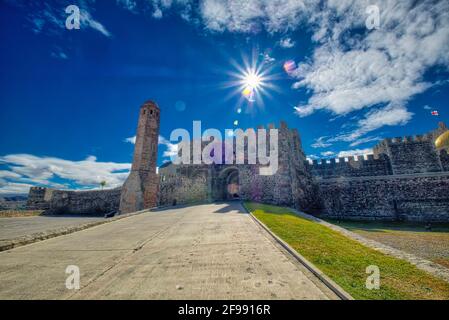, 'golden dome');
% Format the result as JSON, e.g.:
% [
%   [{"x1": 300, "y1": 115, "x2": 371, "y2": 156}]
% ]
[{"x1": 435, "y1": 130, "x2": 449, "y2": 149}]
